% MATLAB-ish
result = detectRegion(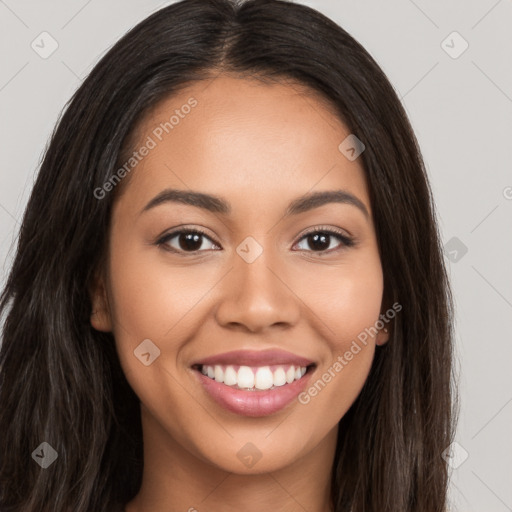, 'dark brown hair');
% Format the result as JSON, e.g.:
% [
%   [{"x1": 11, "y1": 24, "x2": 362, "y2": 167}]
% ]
[{"x1": 0, "y1": 0, "x2": 457, "y2": 510}]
